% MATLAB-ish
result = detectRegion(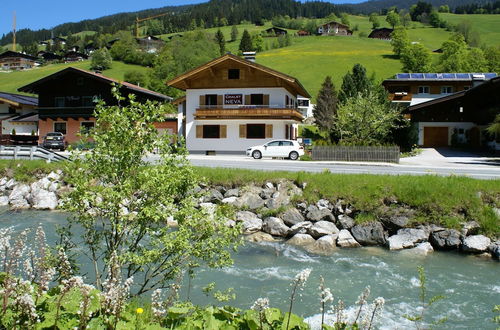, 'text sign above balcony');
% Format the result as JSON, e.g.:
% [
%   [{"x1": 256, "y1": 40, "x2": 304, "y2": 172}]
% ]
[{"x1": 224, "y1": 94, "x2": 243, "y2": 105}]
